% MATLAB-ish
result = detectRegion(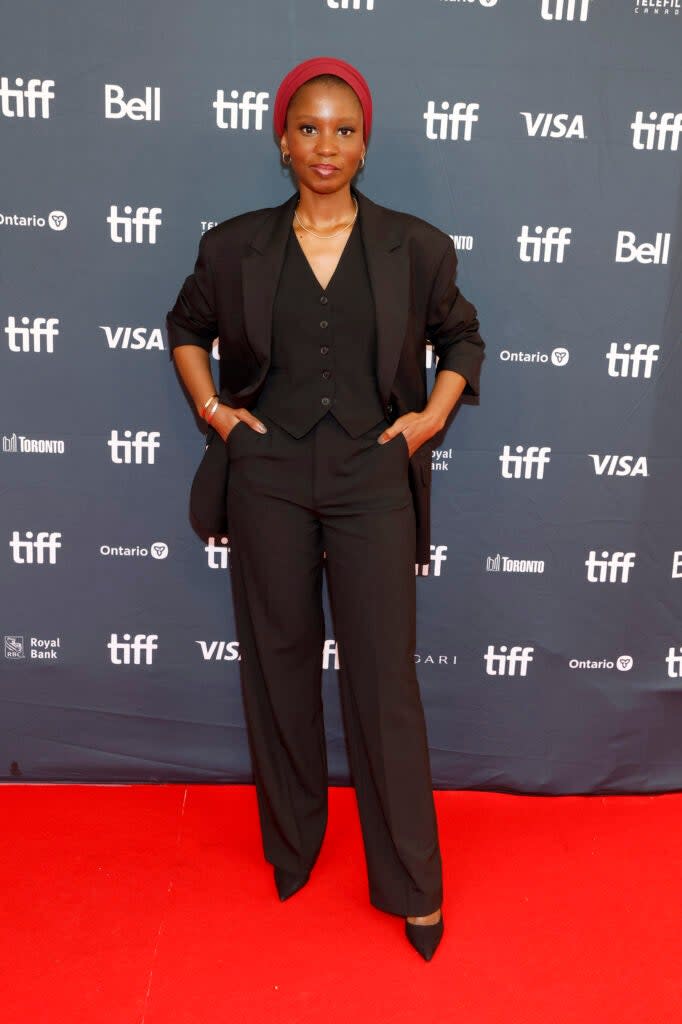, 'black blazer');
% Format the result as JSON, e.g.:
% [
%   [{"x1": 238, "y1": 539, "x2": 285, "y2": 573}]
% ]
[{"x1": 166, "y1": 184, "x2": 485, "y2": 571}]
